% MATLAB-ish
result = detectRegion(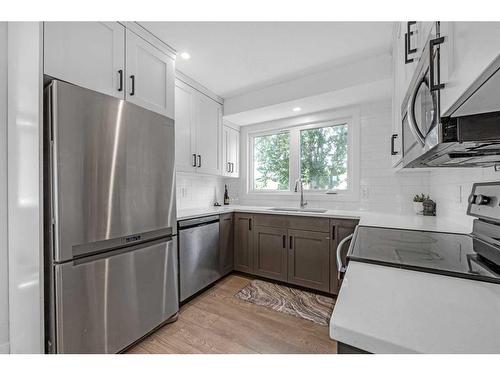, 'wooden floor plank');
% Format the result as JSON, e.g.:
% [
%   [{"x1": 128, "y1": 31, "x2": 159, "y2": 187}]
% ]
[{"x1": 126, "y1": 275, "x2": 337, "y2": 354}]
